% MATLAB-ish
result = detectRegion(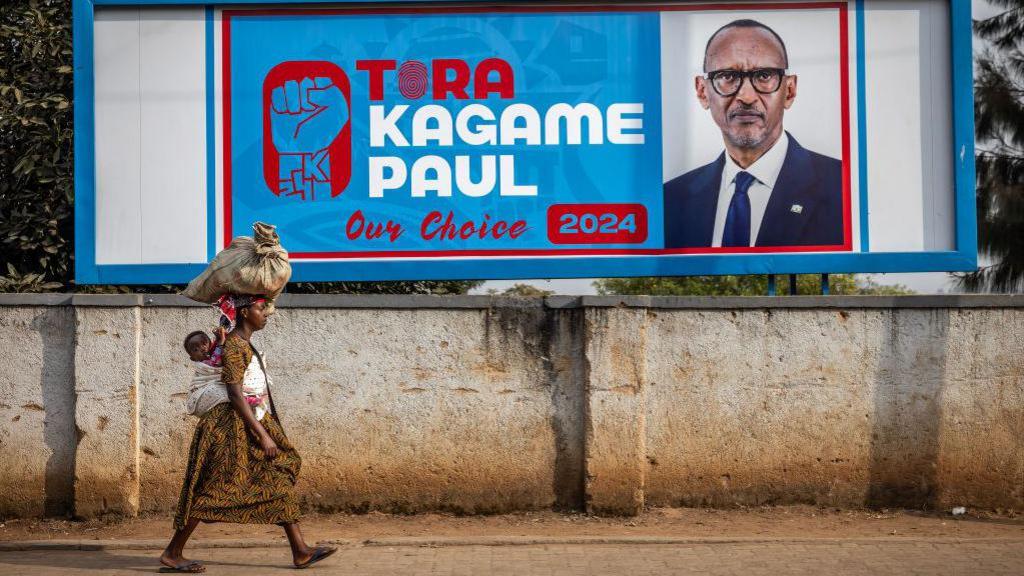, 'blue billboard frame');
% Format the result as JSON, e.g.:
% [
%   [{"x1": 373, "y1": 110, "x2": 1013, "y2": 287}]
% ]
[{"x1": 73, "y1": 0, "x2": 977, "y2": 284}]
